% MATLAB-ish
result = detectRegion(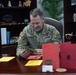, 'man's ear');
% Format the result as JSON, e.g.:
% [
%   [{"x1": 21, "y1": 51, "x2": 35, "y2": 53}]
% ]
[{"x1": 42, "y1": 17, "x2": 45, "y2": 23}]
